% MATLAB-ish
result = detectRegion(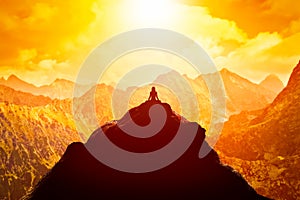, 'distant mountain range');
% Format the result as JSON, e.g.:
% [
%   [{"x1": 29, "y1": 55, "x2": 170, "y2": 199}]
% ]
[
  {"x1": 216, "y1": 61, "x2": 300, "y2": 199},
  {"x1": 148, "y1": 69, "x2": 283, "y2": 129},
  {"x1": 0, "y1": 69, "x2": 283, "y2": 116},
  {"x1": 0, "y1": 66, "x2": 294, "y2": 199},
  {"x1": 0, "y1": 69, "x2": 282, "y2": 134},
  {"x1": 0, "y1": 75, "x2": 93, "y2": 99}
]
